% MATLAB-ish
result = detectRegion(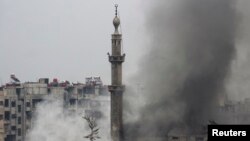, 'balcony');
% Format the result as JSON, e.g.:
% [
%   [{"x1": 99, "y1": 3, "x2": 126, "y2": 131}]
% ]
[
  {"x1": 108, "y1": 85, "x2": 125, "y2": 92},
  {"x1": 108, "y1": 54, "x2": 125, "y2": 63}
]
